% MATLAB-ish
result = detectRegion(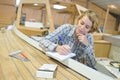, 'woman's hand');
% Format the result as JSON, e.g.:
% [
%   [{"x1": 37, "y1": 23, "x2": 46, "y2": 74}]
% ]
[
  {"x1": 77, "y1": 34, "x2": 89, "y2": 46},
  {"x1": 55, "y1": 45, "x2": 71, "y2": 55}
]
